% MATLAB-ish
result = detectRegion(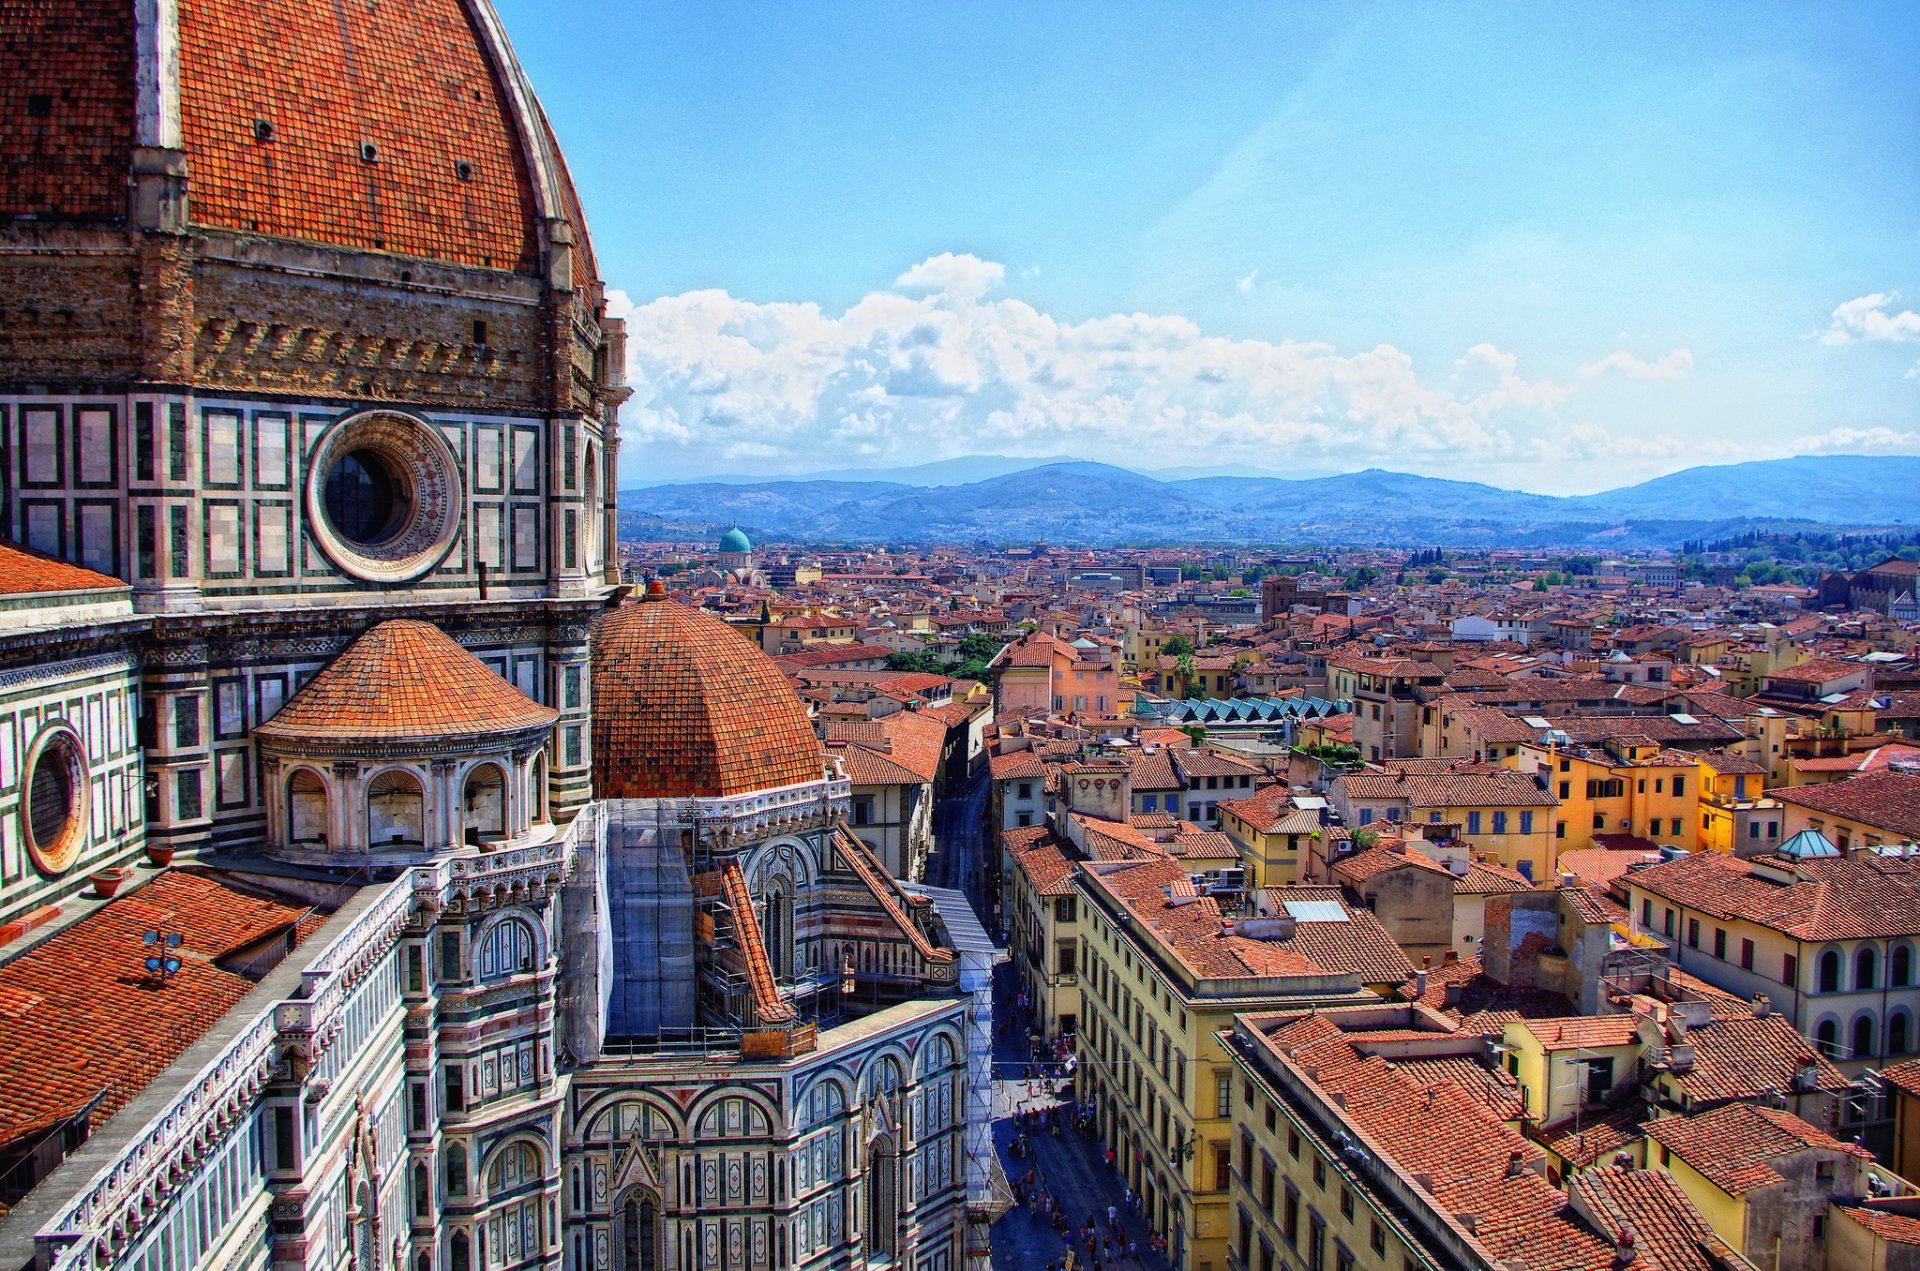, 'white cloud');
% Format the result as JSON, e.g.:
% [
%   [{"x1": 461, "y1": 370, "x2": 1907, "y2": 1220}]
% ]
[
  {"x1": 603, "y1": 288, "x2": 634, "y2": 321},
  {"x1": 1819, "y1": 293, "x2": 1920, "y2": 345},
  {"x1": 1791, "y1": 426, "x2": 1920, "y2": 455},
  {"x1": 893, "y1": 252, "x2": 1005, "y2": 299},
  {"x1": 1579, "y1": 347, "x2": 1694, "y2": 379},
  {"x1": 620, "y1": 253, "x2": 1578, "y2": 476},
  {"x1": 1236, "y1": 269, "x2": 1259, "y2": 294}
]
